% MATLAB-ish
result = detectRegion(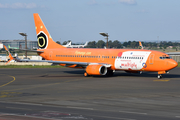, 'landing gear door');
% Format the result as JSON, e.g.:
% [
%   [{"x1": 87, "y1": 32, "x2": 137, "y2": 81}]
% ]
[{"x1": 149, "y1": 54, "x2": 154, "y2": 64}]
